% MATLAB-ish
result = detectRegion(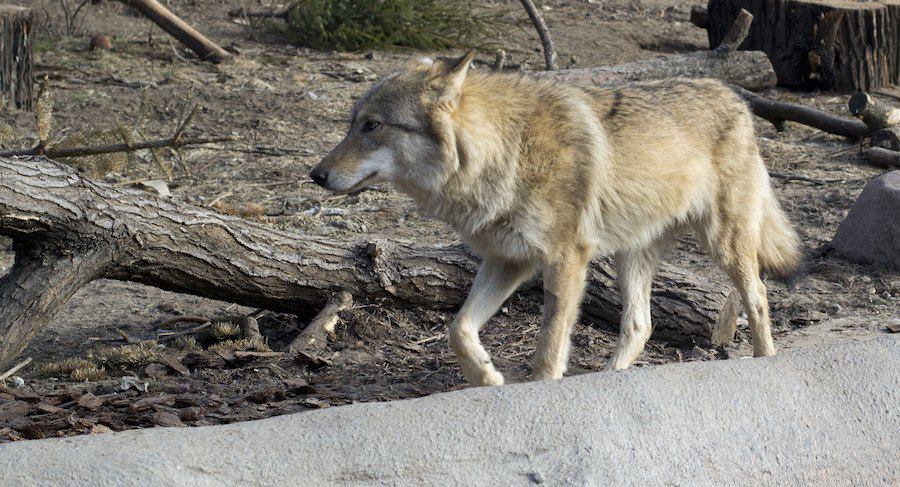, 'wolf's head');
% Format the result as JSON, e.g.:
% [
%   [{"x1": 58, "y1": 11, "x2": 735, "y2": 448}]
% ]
[{"x1": 310, "y1": 52, "x2": 476, "y2": 194}]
